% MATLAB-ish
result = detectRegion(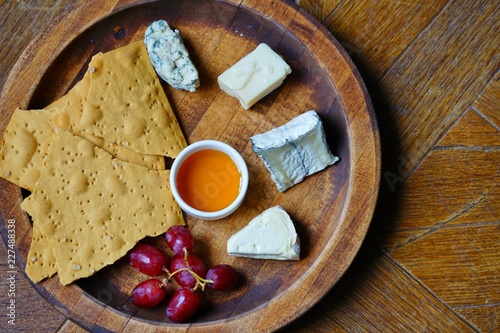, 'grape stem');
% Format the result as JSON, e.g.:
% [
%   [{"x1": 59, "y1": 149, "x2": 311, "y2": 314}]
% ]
[{"x1": 164, "y1": 247, "x2": 214, "y2": 292}]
